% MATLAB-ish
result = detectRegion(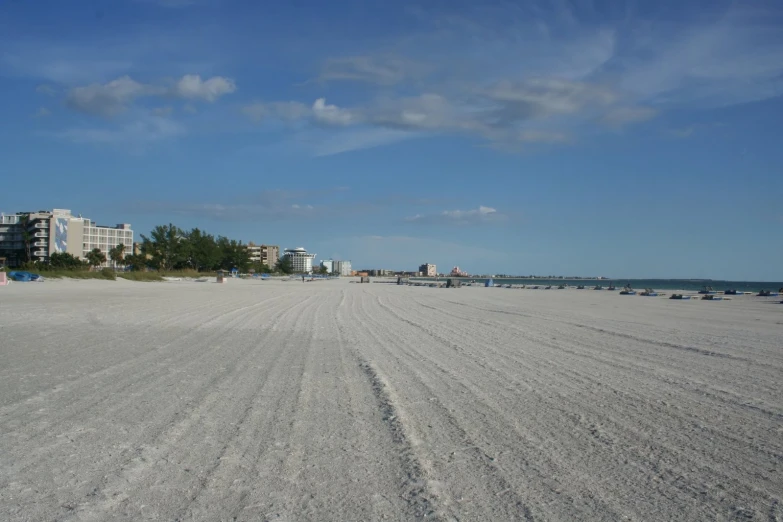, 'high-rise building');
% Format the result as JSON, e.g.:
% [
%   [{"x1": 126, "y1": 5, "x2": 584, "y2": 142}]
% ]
[
  {"x1": 419, "y1": 263, "x2": 437, "y2": 277},
  {"x1": 333, "y1": 260, "x2": 352, "y2": 276},
  {"x1": 262, "y1": 245, "x2": 279, "y2": 267},
  {"x1": 321, "y1": 259, "x2": 334, "y2": 273},
  {"x1": 0, "y1": 209, "x2": 133, "y2": 267},
  {"x1": 246, "y1": 243, "x2": 262, "y2": 263},
  {"x1": 283, "y1": 247, "x2": 317, "y2": 274},
  {"x1": 246, "y1": 243, "x2": 280, "y2": 268}
]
